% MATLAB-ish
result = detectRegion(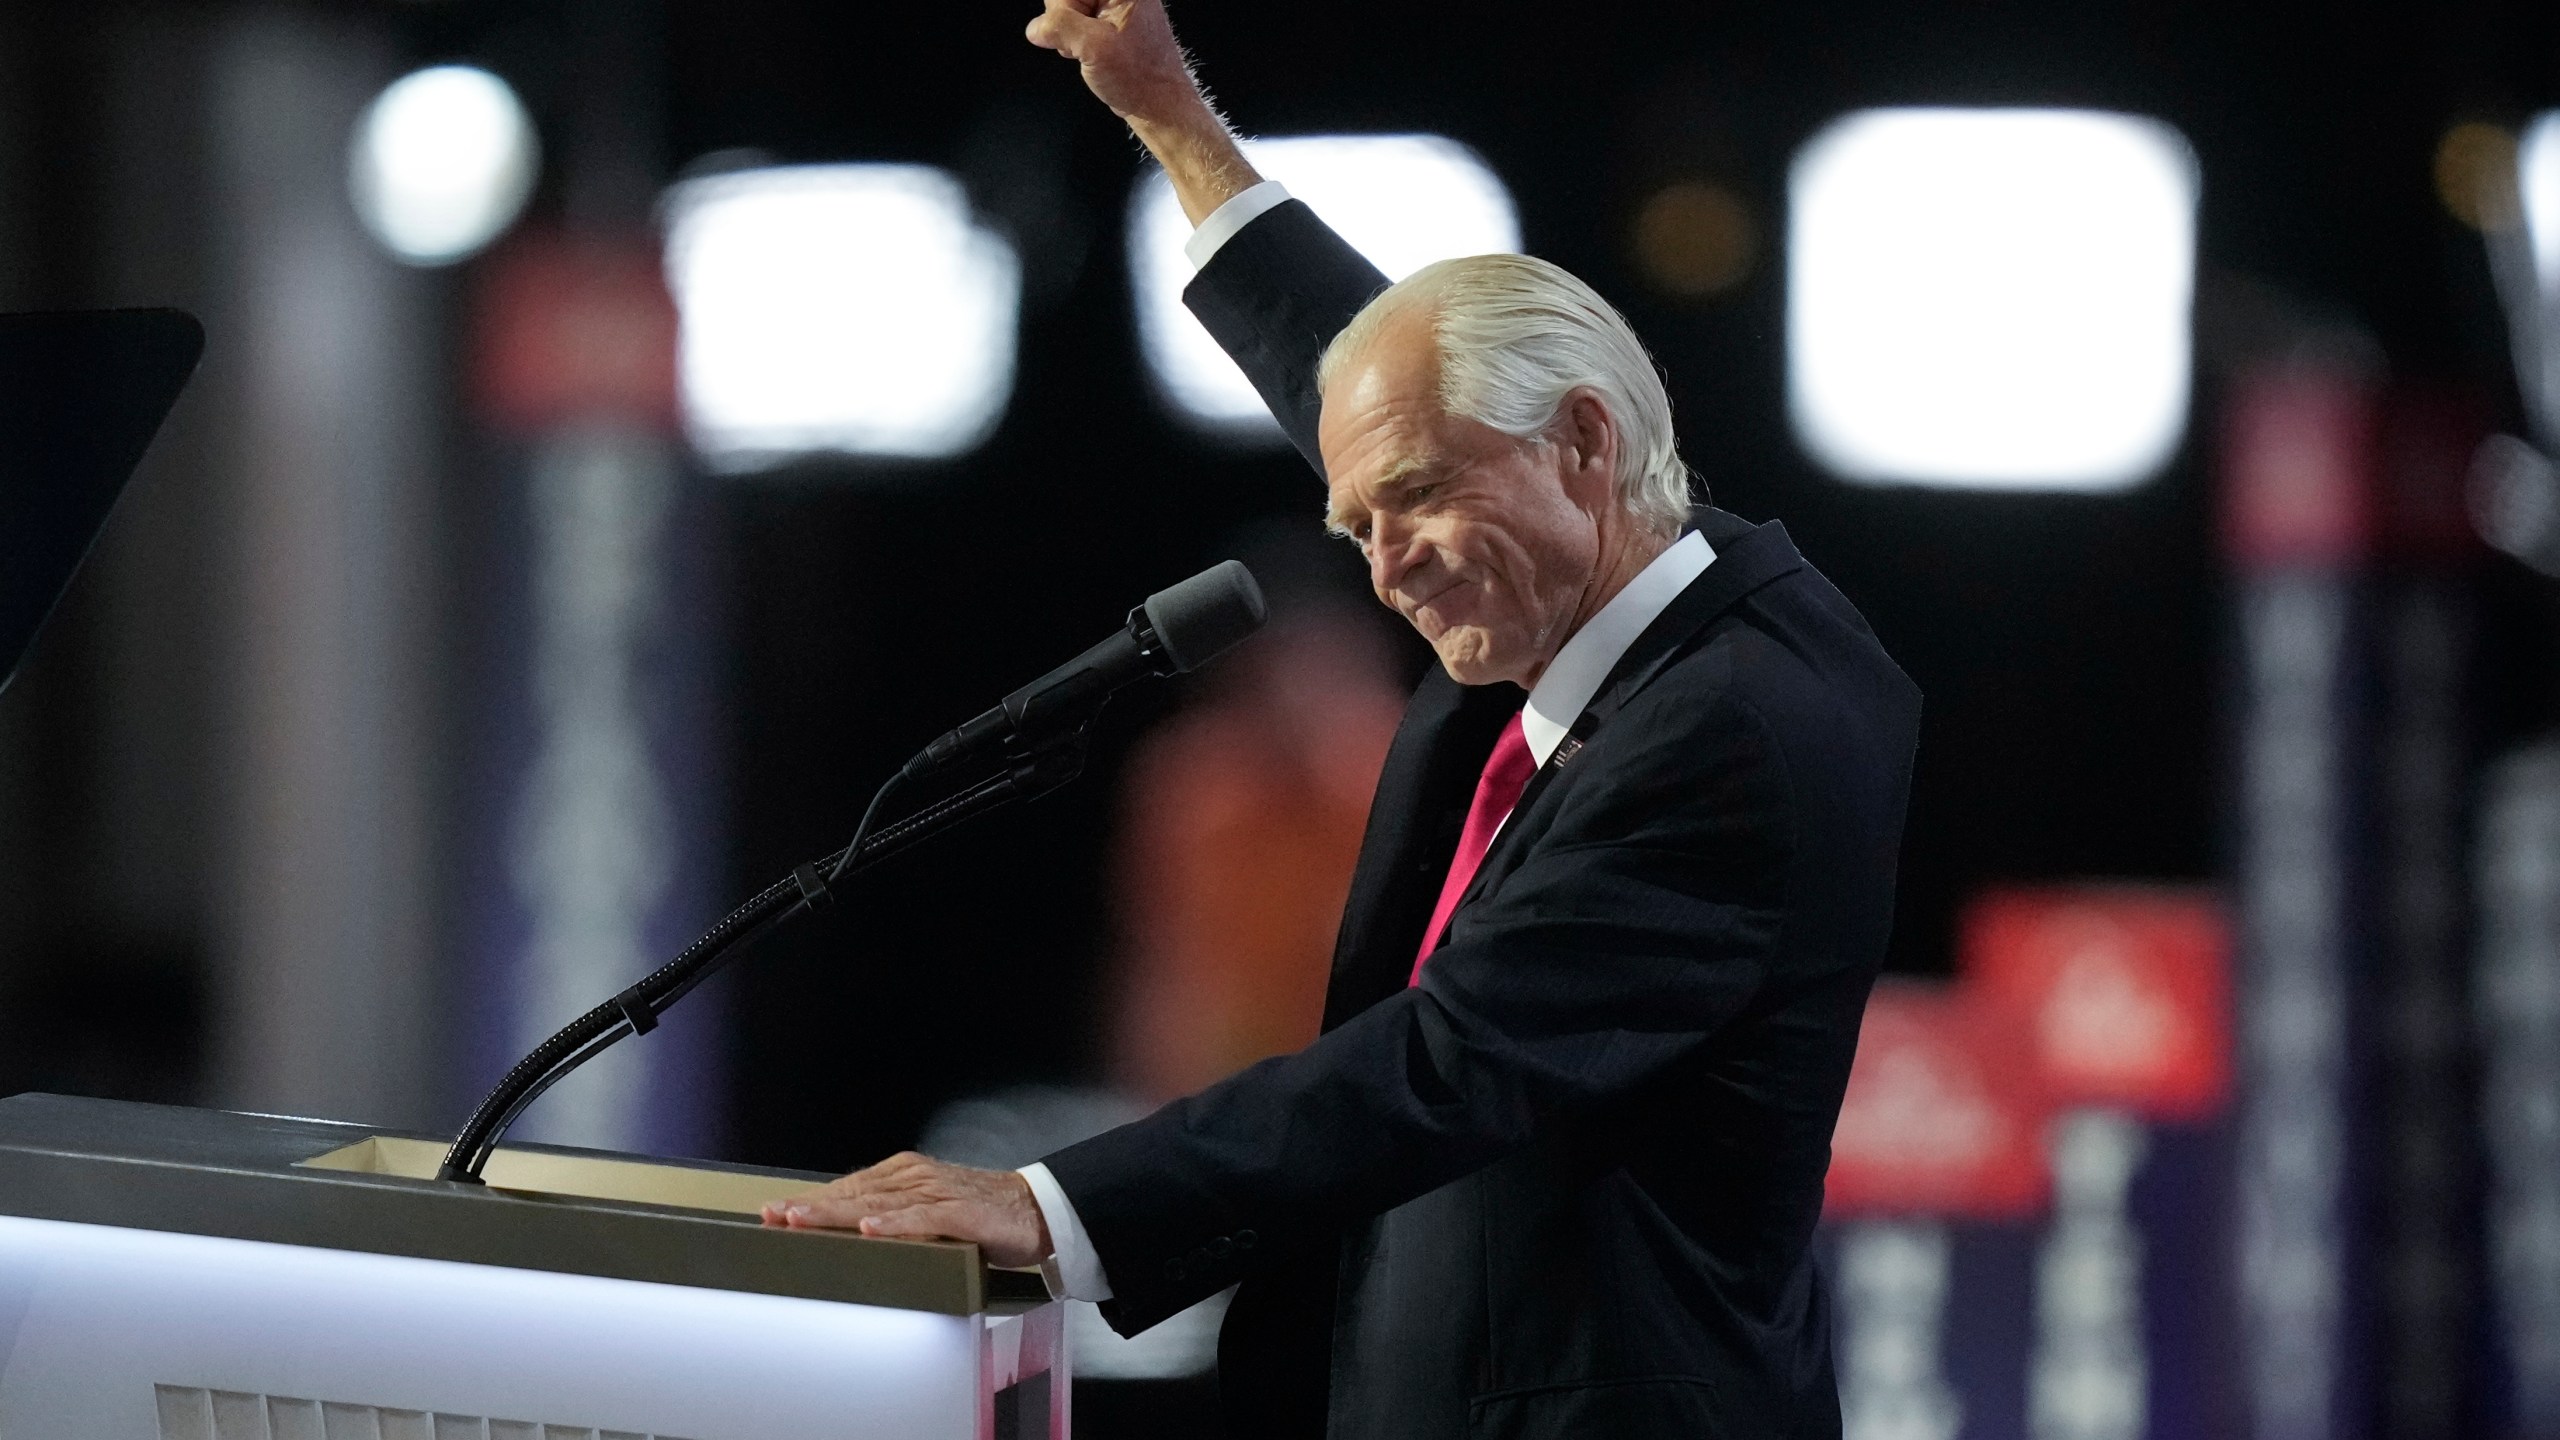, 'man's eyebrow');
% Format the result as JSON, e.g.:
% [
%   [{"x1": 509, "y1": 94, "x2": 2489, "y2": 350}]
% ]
[
  {"x1": 1371, "y1": 456, "x2": 1447, "y2": 497},
  {"x1": 1326, "y1": 455, "x2": 1448, "y2": 534},
  {"x1": 1322, "y1": 487, "x2": 1364, "y2": 532}
]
